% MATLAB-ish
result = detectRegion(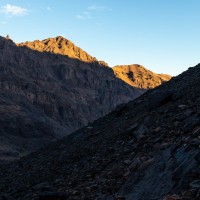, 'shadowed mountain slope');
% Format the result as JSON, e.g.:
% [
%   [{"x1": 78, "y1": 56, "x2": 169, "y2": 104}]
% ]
[
  {"x1": 0, "y1": 64, "x2": 199, "y2": 200},
  {"x1": 0, "y1": 36, "x2": 172, "y2": 162},
  {"x1": 113, "y1": 64, "x2": 171, "y2": 89},
  {"x1": 0, "y1": 36, "x2": 143, "y2": 161}
]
